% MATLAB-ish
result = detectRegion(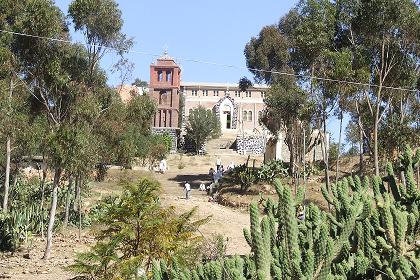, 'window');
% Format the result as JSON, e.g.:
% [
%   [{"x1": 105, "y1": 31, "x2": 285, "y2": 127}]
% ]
[
  {"x1": 224, "y1": 90, "x2": 228, "y2": 96},
  {"x1": 189, "y1": 108, "x2": 192, "y2": 114},
  {"x1": 166, "y1": 71, "x2": 172, "y2": 82},
  {"x1": 248, "y1": 111, "x2": 253, "y2": 121},
  {"x1": 203, "y1": 89, "x2": 208, "y2": 96},
  {"x1": 235, "y1": 91, "x2": 240, "y2": 97},
  {"x1": 261, "y1": 91, "x2": 266, "y2": 98},
  {"x1": 159, "y1": 91, "x2": 168, "y2": 105},
  {"x1": 246, "y1": 91, "x2": 252, "y2": 97},
  {"x1": 258, "y1": 111, "x2": 262, "y2": 121},
  {"x1": 158, "y1": 71, "x2": 163, "y2": 81},
  {"x1": 192, "y1": 90, "x2": 198, "y2": 96},
  {"x1": 213, "y1": 90, "x2": 219, "y2": 96},
  {"x1": 243, "y1": 110, "x2": 248, "y2": 121}
]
